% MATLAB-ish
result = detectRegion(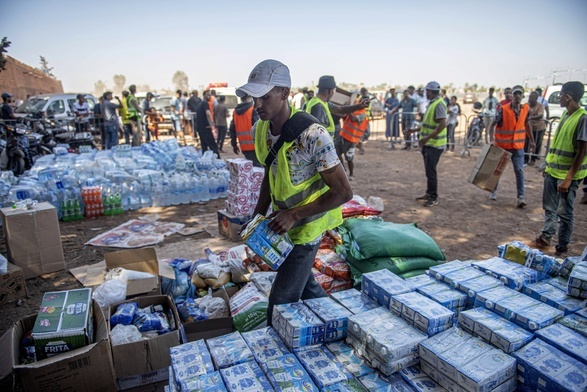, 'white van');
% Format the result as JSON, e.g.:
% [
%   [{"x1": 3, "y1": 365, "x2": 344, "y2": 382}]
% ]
[{"x1": 15, "y1": 93, "x2": 97, "y2": 120}]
